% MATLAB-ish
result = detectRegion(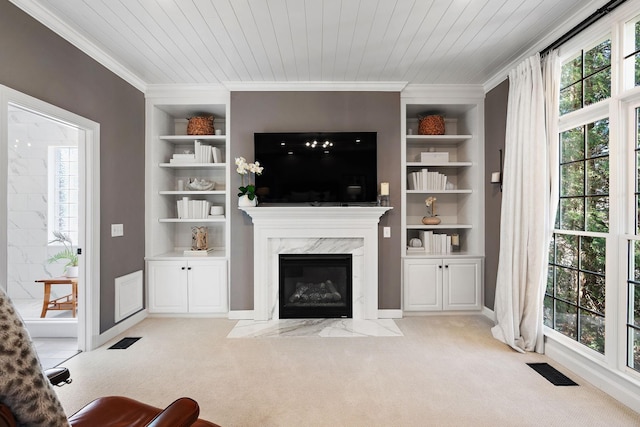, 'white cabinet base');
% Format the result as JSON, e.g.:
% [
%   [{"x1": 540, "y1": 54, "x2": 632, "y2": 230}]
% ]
[{"x1": 403, "y1": 257, "x2": 482, "y2": 312}]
